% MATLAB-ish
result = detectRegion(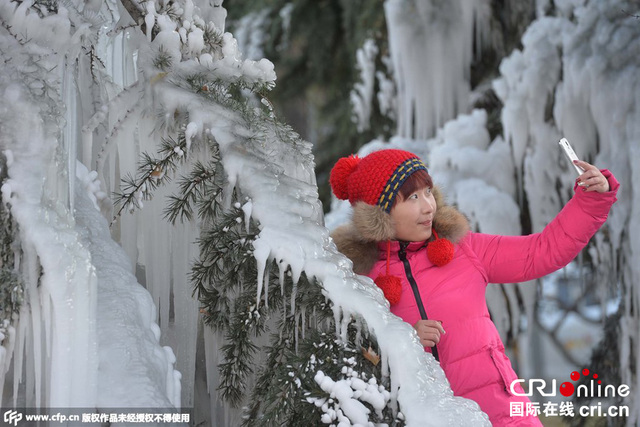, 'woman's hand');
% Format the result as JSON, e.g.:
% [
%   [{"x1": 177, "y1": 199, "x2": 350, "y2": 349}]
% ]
[
  {"x1": 575, "y1": 160, "x2": 610, "y2": 193},
  {"x1": 413, "y1": 319, "x2": 445, "y2": 347}
]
